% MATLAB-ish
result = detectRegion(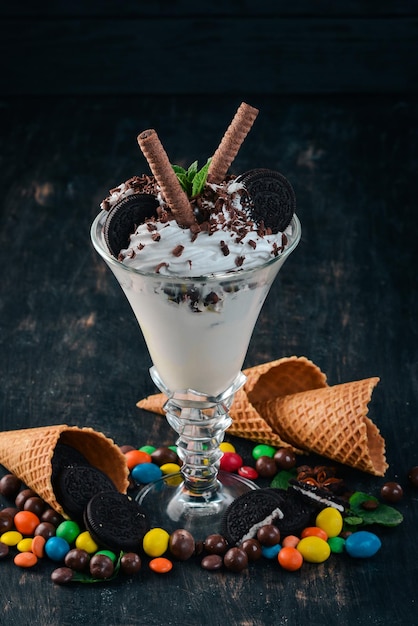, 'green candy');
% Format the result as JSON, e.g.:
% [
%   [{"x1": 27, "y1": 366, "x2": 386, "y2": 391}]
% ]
[
  {"x1": 252, "y1": 444, "x2": 276, "y2": 460},
  {"x1": 95, "y1": 549, "x2": 117, "y2": 563},
  {"x1": 56, "y1": 520, "x2": 80, "y2": 544},
  {"x1": 327, "y1": 536, "x2": 346, "y2": 553},
  {"x1": 139, "y1": 445, "x2": 156, "y2": 454}
]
